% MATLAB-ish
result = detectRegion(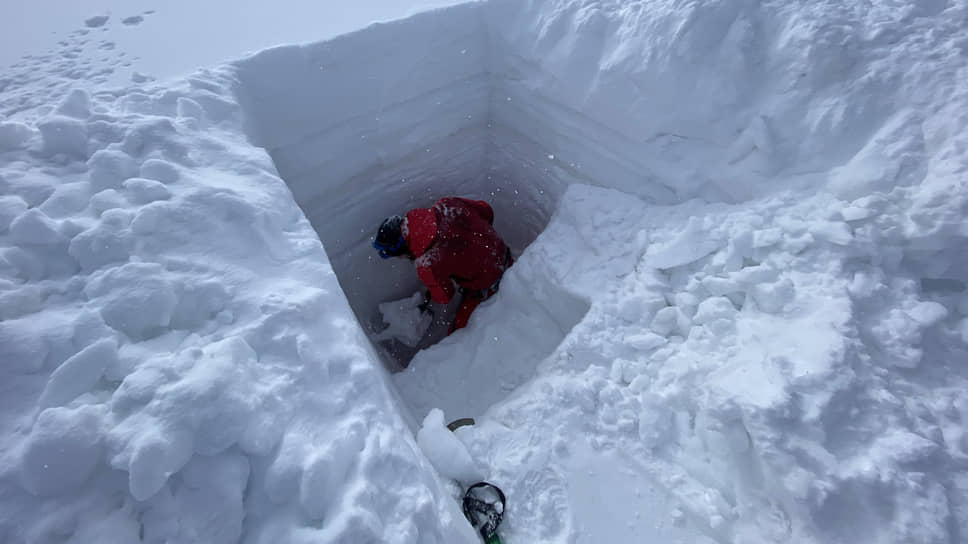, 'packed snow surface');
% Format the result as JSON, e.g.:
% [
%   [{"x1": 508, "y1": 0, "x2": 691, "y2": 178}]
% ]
[{"x1": 3, "y1": 1, "x2": 968, "y2": 544}]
